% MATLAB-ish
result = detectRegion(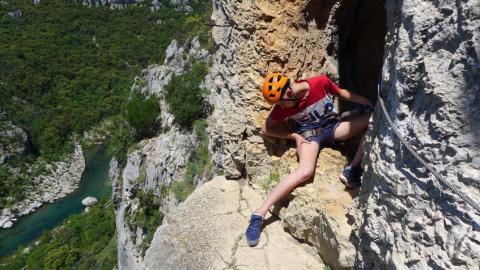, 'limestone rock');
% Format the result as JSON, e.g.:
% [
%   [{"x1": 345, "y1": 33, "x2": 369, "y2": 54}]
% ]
[
  {"x1": 82, "y1": 197, "x2": 98, "y2": 207},
  {"x1": 170, "y1": 0, "x2": 193, "y2": 12},
  {"x1": 82, "y1": 0, "x2": 140, "y2": 9},
  {"x1": 7, "y1": 9, "x2": 21, "y2": 18},
  {"x1": 206, "y1": 1, "x2": 359, "y2": 268},
  {"x1": 278, "y1": 148, "x2": 356, "y2": 270},
  {"x1": 135, "y1": 38, "x2": 210, "y2": 131},
  {"x1": 352, "y1": 0, "x2": 480, "y2": 269},
  {"x1": 114, "y1": 37, "x2": 209, "y2": 270},
  {"x1": 2, "y1": 221, "x2": 13, "y2": 229},
  {"x1": 206, "y1": 0, "x2": 341, "y2": 179},
  {"x1": 141, "y1": 176, "x2": 325, "y2": 270},
  {"x1": 115, "y1": 130, "x2": 195, "y2": 269}
]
